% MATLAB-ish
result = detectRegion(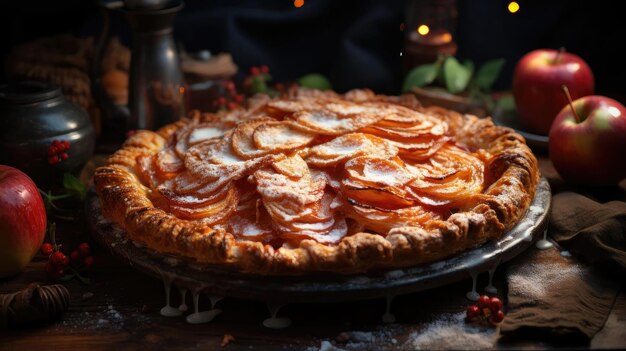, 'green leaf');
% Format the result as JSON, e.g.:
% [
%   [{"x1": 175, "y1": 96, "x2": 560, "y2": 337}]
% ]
[
  {"x1": 59, "y1": 274, "x2": 75, "y2": 282},
  {"x1": 250, "y1": 75, "x2": 270, "y2": 94},
  {"x1": 298, "y1": 74, "x2": 332, "y2": 90},
  {"x1": 443, "y1": 56, "x2": 472, "y2": 94},
  {"x1": 463, "y1": 60, "x2": 475, "y2": 75},
  {"x1": 402, "y1": 63, "x2": 440, "y2": 92},
  {"x1": 63, "y1": 173, "x2": 87, "y2": 201},
  {"x1": 473, "y1": 58, "x2": 505, "y2": 92},
  {"x1": 494, "y1": 94, "x2": 516, "y2": 112}
]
